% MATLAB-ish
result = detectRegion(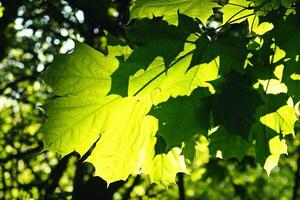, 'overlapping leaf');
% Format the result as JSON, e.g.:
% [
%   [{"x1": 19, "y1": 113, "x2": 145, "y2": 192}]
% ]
[
  {"x1": 150, "y1": 88, "x2": 211, "y2": 160},
  {"x1": 221, "y1": 0, "x2": 254, "y2": 25},
  {"x1": 41, "y1": 2, "x2": 300, "y2": 185},
  {"x1": 209, "y1": 126, "x2": 250, "y2": 160},
  {"x1": 41, "y1": 43, "x2": 189, "y2": 185},
  {"x1": 110, "y1": 16, "x2": 195, "y2": 96},
  {"x1": 211, "y1": 72, "x2": 263, "y2": 139},
  {"x1": 191, "y1": 34, "x2": 250, "y2": 74},
  {"x1": 273, "y1": 14, "x2": 300, "y2": 58}
]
